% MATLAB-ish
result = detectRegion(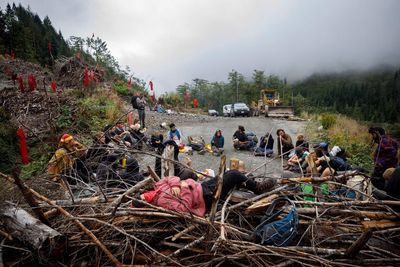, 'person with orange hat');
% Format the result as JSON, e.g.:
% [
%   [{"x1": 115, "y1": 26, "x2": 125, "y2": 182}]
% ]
[{"x1": 48, "y1": 134, "x2": 87, "y2": 188}]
